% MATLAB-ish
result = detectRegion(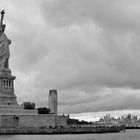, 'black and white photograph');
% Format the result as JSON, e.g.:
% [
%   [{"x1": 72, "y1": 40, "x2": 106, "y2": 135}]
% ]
[{"x1": 0, "y1": 0, "x2": 139, "y2": 140}]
